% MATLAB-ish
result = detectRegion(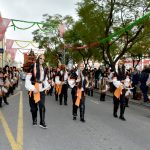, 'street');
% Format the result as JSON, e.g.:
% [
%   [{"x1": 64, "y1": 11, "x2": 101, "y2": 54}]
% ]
[{"x1": 0, "y1": 81, "x2": 150, "y2": 150}]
